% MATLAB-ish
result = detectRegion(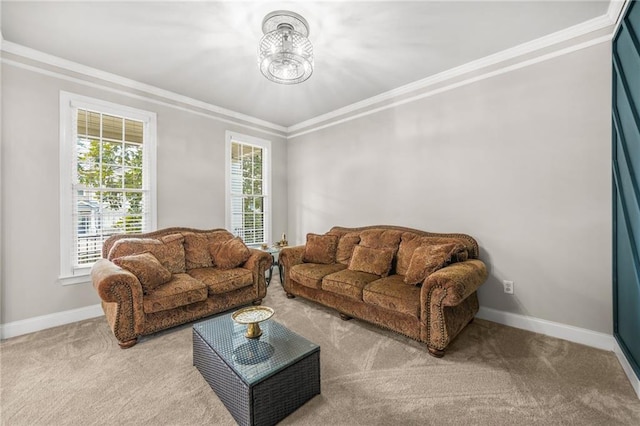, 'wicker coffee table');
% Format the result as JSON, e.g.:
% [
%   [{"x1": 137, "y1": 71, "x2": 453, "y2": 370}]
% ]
[{"x1": 193, "y1": 312, "x2": 320, "y2": 426}]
